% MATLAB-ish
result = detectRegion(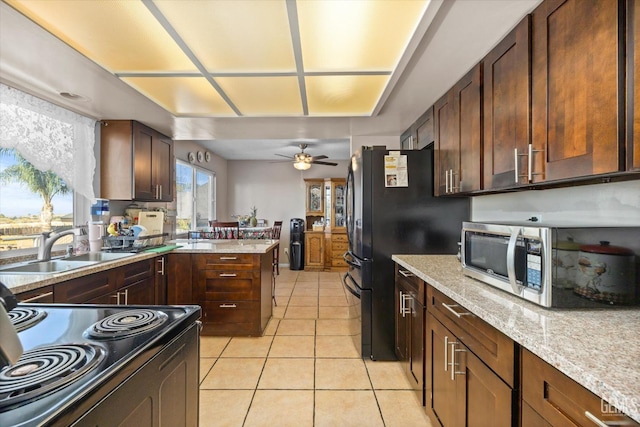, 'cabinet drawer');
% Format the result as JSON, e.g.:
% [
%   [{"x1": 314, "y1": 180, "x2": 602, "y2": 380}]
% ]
[
  {"x1": 16, "y1": 286, "x2": 54, "y2": 303},
  {"x1": 202, "y1": 301, "x2": 260, "y2": 335},
  {"x1": 331, "y1": 258, "x2": 348, "y2": 267},
  {"x1": 193, "y1": 253, "x2": 257, "y2": 270},
  {"x1": 200, "y1": 270, "x2": 260, "y2": 301},
  {"x1": 332, "y1": 233, "x2": 348, "y2": 243},
  {"x1": 120, "y1": 258, "x2": 154, "y2": 287},
  {"x1": 332, "y1": 241, "x2": 348, "y2": 252},
  {"x1": 427, "y1": 285, "x2": 515, "y2": 386},
  {"x1": 521, "y1": 348, "x2": 638, "y2": 426},
  {"x1": 55, "y1": 270, "x2": 115, "y2": 303},
  {"x1": 396, "y1": 266, "x2": 424, "y2": 305}
]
